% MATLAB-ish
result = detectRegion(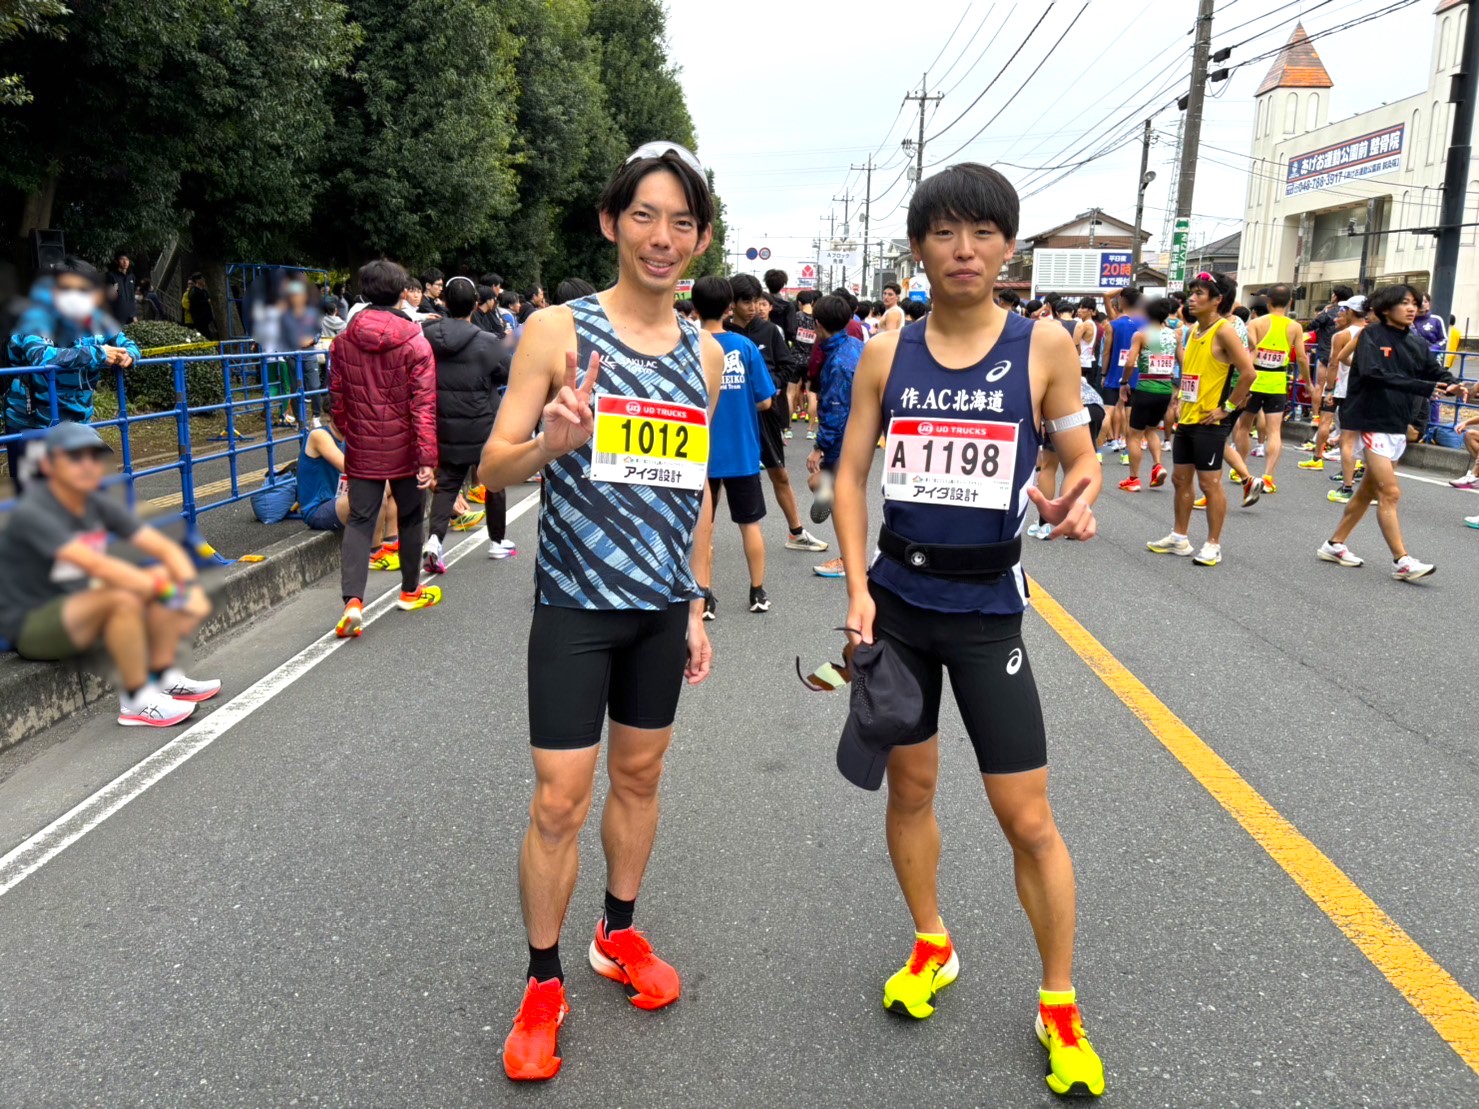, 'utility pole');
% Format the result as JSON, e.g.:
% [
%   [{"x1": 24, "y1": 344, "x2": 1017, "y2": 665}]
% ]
[
  {"x1": 1088, "y1": 207, "x2": 1101, "y2": 248},
  {"x1": 1432, "y1": 0, "x2": 1479, "y2": 321},
  {"x1": 1169, "y1": 0, "x2": 1215, "y2": 292},
  {"x1": 832, "y1": 191, "x2": 854, "y2": 239},
  {"x1": 1132, "y1": 119, "x2": 1155, "y2": 272},
  {"x1": 902, "y1": 72, "x2": 944, "y2": 192},
  {"x1": 851, "y1": 155, "x2": 874, "y2": 296}
]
